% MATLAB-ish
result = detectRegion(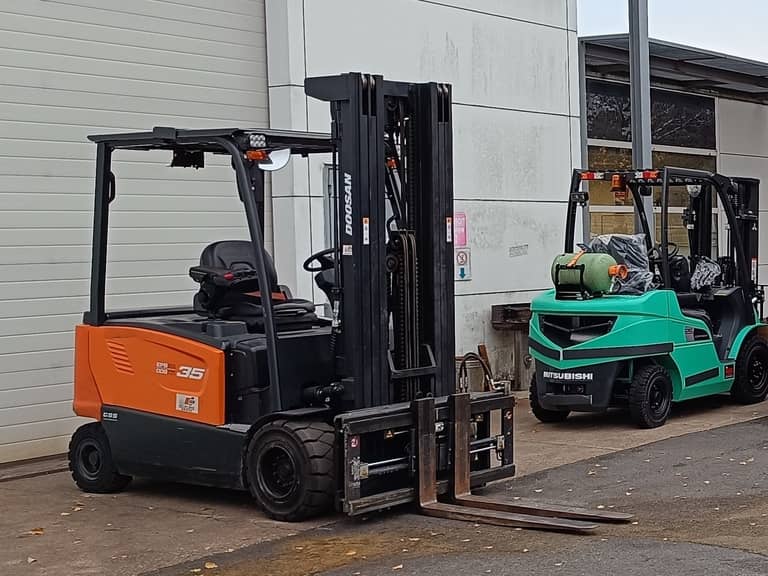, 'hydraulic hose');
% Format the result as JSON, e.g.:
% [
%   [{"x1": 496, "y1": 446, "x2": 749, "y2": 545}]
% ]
[{"x1": 457, "y1": 351, "x2": 494, "y2": 392}]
